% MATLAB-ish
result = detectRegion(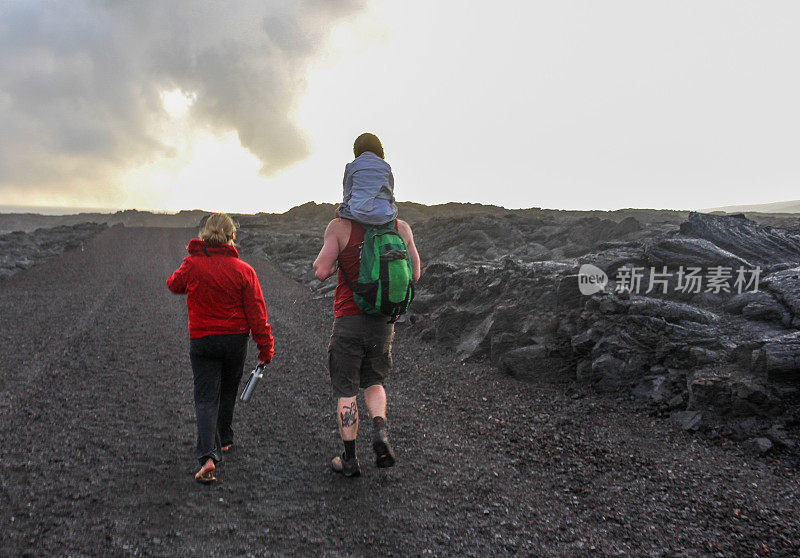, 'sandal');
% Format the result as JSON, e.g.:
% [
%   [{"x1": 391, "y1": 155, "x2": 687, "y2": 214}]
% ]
[
  {"x1": 195, "y1": 470, "x2": 216, "y2": 484},
  {"x1": 194, "y1": 459, "x2": 216, "y2": 484}
]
